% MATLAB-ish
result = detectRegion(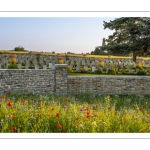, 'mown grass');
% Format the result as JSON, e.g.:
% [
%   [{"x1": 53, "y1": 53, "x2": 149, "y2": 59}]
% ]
[{"x1": 0, "y1": 91, "x2": 150, "y2": 133}]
